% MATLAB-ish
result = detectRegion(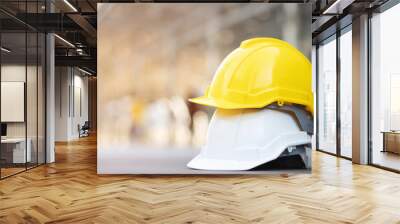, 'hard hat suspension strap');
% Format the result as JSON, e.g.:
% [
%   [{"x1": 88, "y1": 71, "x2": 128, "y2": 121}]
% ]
[{"x1": 267, "y1": 103, "x2": 314, "y2": 135}]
